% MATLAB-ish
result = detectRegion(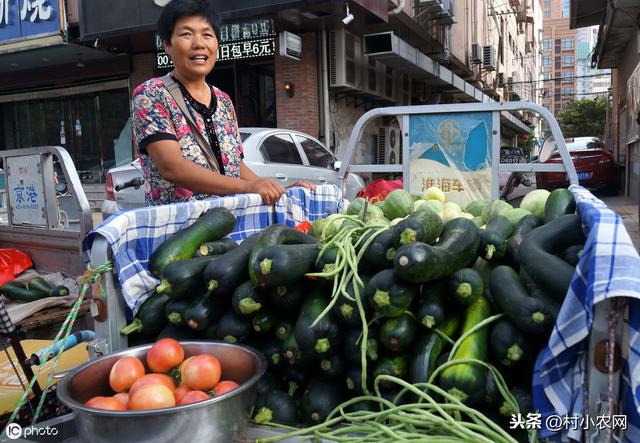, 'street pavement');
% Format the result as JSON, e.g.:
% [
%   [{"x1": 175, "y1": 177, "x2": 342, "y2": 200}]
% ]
[{"x1": 600, "y1": 194, "x2": 639, "y2": 251}]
